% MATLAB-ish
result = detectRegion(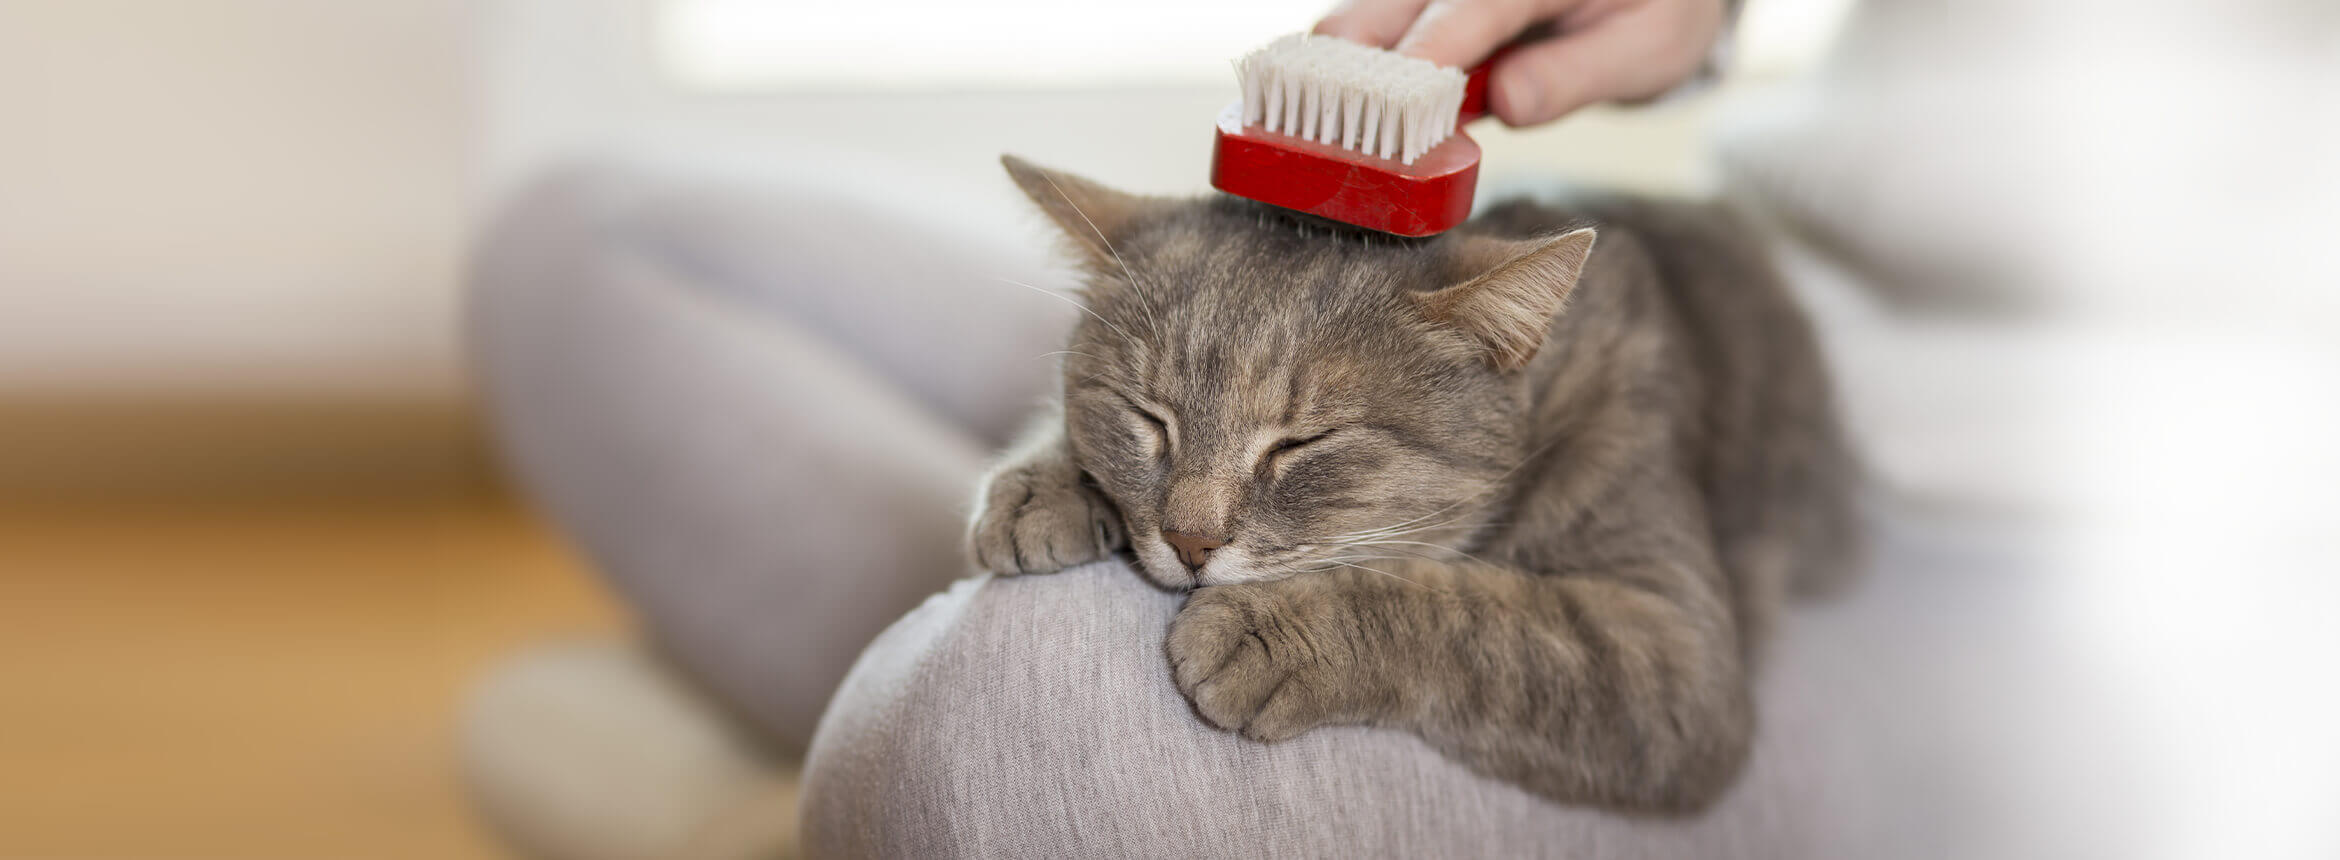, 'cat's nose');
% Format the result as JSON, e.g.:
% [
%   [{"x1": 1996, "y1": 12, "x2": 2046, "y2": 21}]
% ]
[{"x1": 1161, "y1": 530, "x2": 1228, "y2": 571}]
